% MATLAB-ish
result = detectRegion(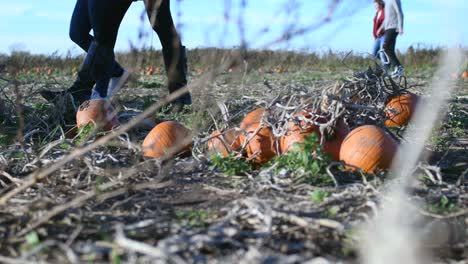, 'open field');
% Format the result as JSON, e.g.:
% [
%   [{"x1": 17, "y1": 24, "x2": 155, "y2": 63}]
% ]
[{"x1": 0, "y1": 48, "x2": 467, "y2": 263}]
